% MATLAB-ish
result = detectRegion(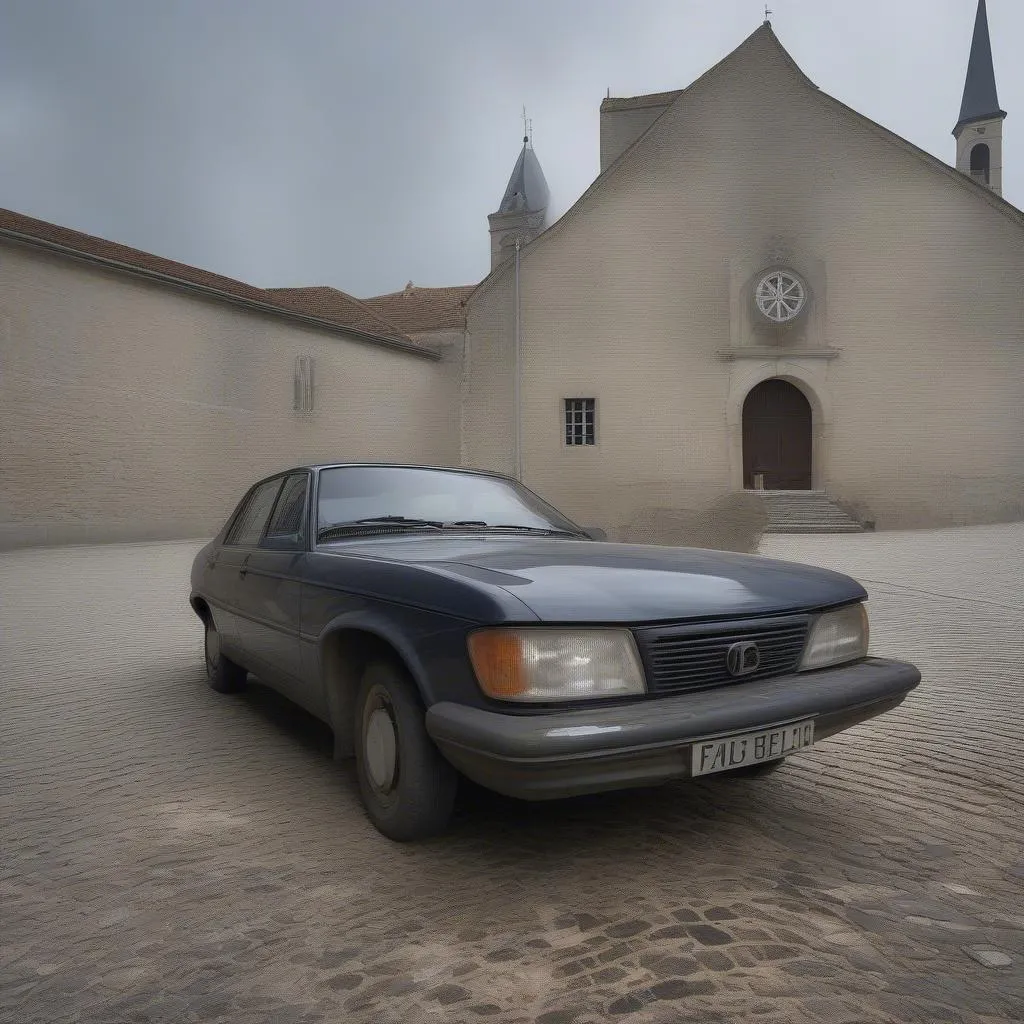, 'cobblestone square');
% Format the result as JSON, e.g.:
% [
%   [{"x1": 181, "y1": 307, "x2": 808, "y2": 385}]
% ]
[{"x1": 2, "y1": 526, "x2": 1022, "y2": 1023}]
